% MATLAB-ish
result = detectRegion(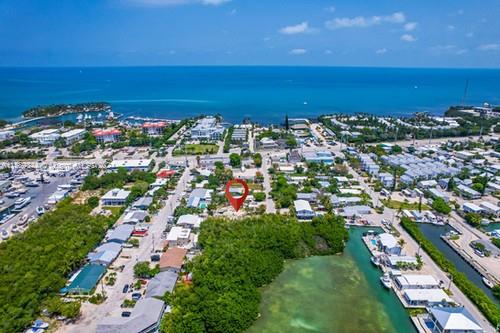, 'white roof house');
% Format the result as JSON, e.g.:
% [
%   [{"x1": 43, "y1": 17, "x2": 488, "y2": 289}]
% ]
[
  {"x1": 429, "y1": 307, "x2": 483, "y2": 333},
  {"x1": 101, "y1": 188, "x2": 131, "y2": 206},
  {"x1": 479, "y1": 201, "x2": 500, "y2": 216},
  {"x1": 294, "y1": 199, "x2": 315, "y2": 220},
  {"x1": 462, "y1": 202, "x2": 483, "y2": 214},
  {"x1": 377, "y1": 233, "x2": 399, "y2": 252},
  {"x1": 166, "y1": 226, "x2": 191, "y2": 246},
  {"x1": 403, "y1": 288, "x2": 453, "y2": 307},
  {"x1": 395, "y1": 274, "x2": 440, "y2": 290},
  {"x1": 177, "y1": 214, "x2": 203, "y2": 229}
]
